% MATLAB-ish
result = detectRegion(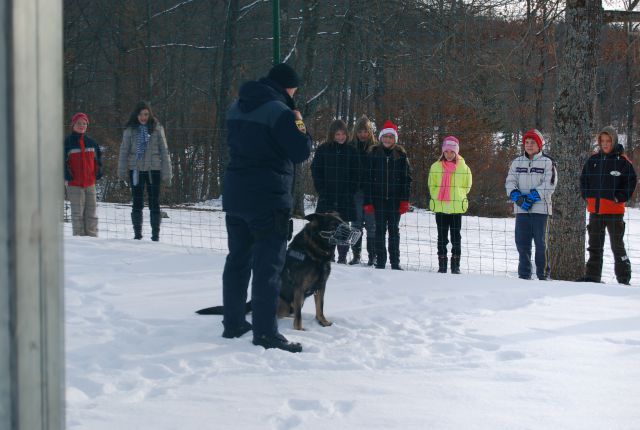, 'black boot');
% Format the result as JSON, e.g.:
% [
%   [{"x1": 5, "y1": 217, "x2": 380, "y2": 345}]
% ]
[
  {"x1": 451, "y1": 256, "x2": 461, "y2": 274},
  {"x1": 337, "y1": 245, "x2": 348, "y2": 264},
  {"x1": 150, "y1": 211, "x2": 161, "y2": 242},
  {"x1": 348, "y1": 251, "x2": 361, "y2": 265},
  {"x1": 438, "y1": 256, "x2": 447, "y2": 273},
  {"x1": 253, "y1": 332, "x2": 302, "y2": 353},
  {"x1": 367, "y1": 254, "x2": 376, "y2": 266},
  {"x1": 391, "y1": 263, "x2": 403, "y2": 271},
  {"x1": 131, "y1": 211, "x2": 143, "y2": 240}
]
